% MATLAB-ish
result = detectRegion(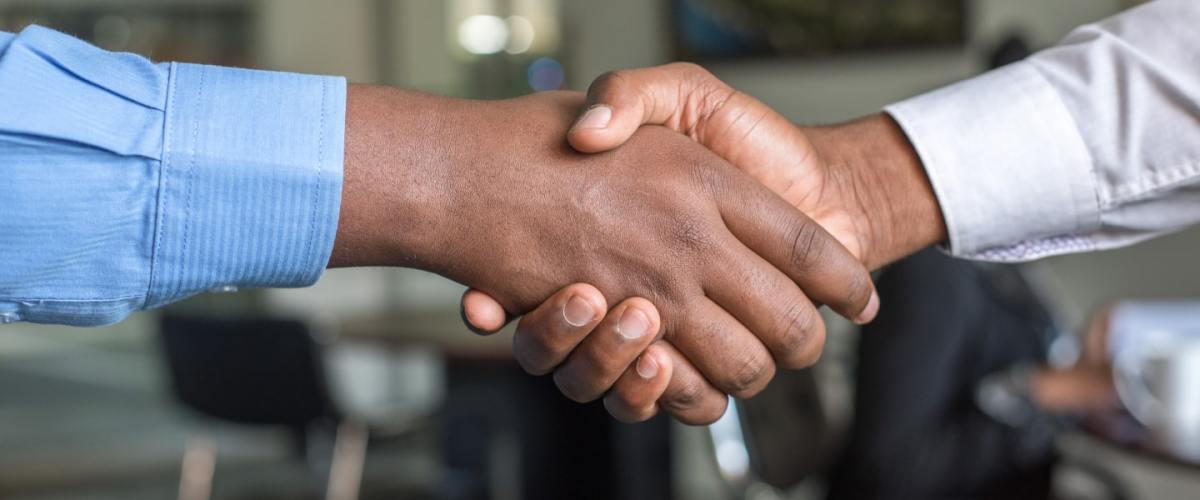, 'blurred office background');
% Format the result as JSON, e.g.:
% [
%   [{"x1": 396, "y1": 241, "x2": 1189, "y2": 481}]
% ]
[{"x1": 3, "y1": 0, "x2": 1200, "y2": 499}]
